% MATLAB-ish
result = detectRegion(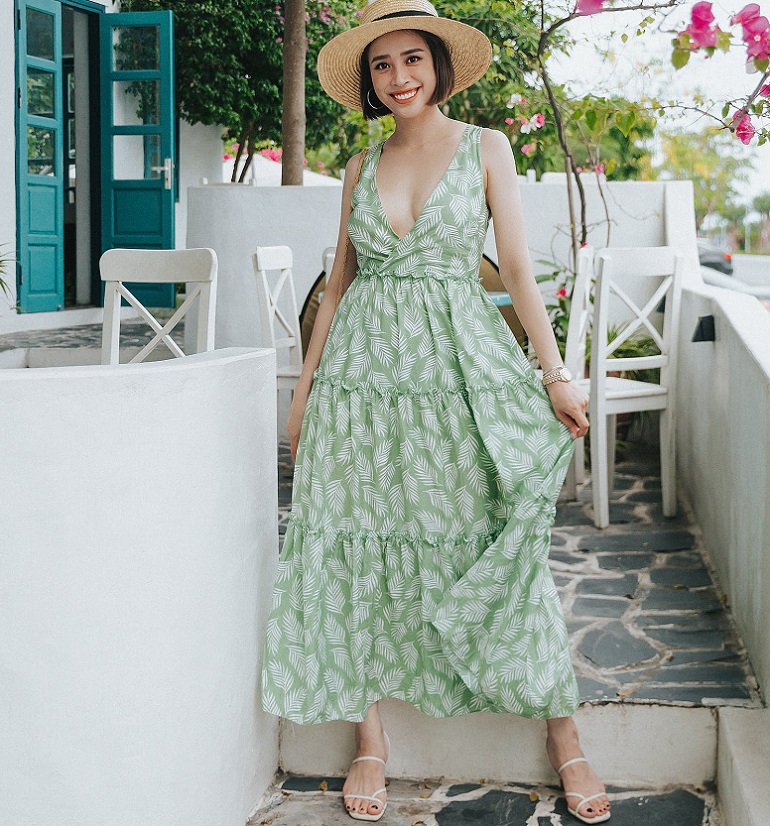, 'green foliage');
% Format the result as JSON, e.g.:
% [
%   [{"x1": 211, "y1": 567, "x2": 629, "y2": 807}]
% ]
[
  {"x1": 535, "y1": 261, "x2": 575, "y2": 358},
  {"x1": 0, "y1": 245, "x2": 13, "y2": 299},
  {"x1": 648, "y1": 127, "x2": 752, "y2": 230},
  {"x1": 753, "y1": 192, "x2": 770, "y2": 218},
  {"x1": 122, "y1": 0, "x2": 356, "y2": 151},
  {"x1": 565, "y1": 96, "x2": 656, "y2": 180}
]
